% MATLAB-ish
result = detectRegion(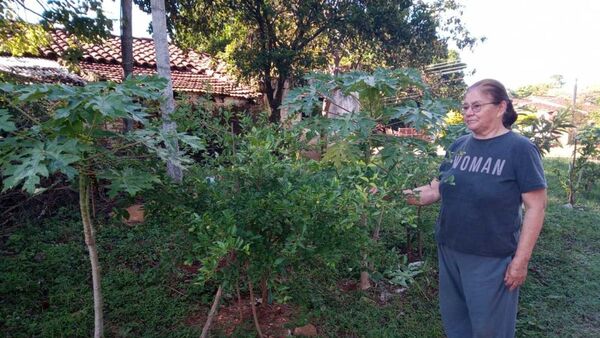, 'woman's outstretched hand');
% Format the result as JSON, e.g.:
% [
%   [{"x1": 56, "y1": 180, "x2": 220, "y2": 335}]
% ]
[
  {"x1": 403, "y1": 189, "x2": 420, "y2": 205},
  {"x1": 402, "y1": 180, "x2": 441, "y2": 206}
]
